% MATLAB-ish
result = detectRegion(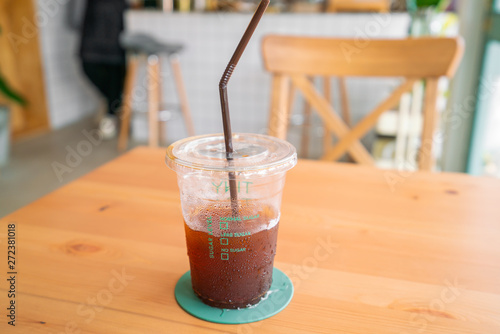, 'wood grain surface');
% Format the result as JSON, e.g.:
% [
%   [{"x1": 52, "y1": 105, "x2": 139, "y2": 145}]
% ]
[
  {"x1": 1, "y1": 147, "x2": 499, "y2": 333},
  {"x1": 262, "y1": 36, "x2": 464, "y2": 78}
]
